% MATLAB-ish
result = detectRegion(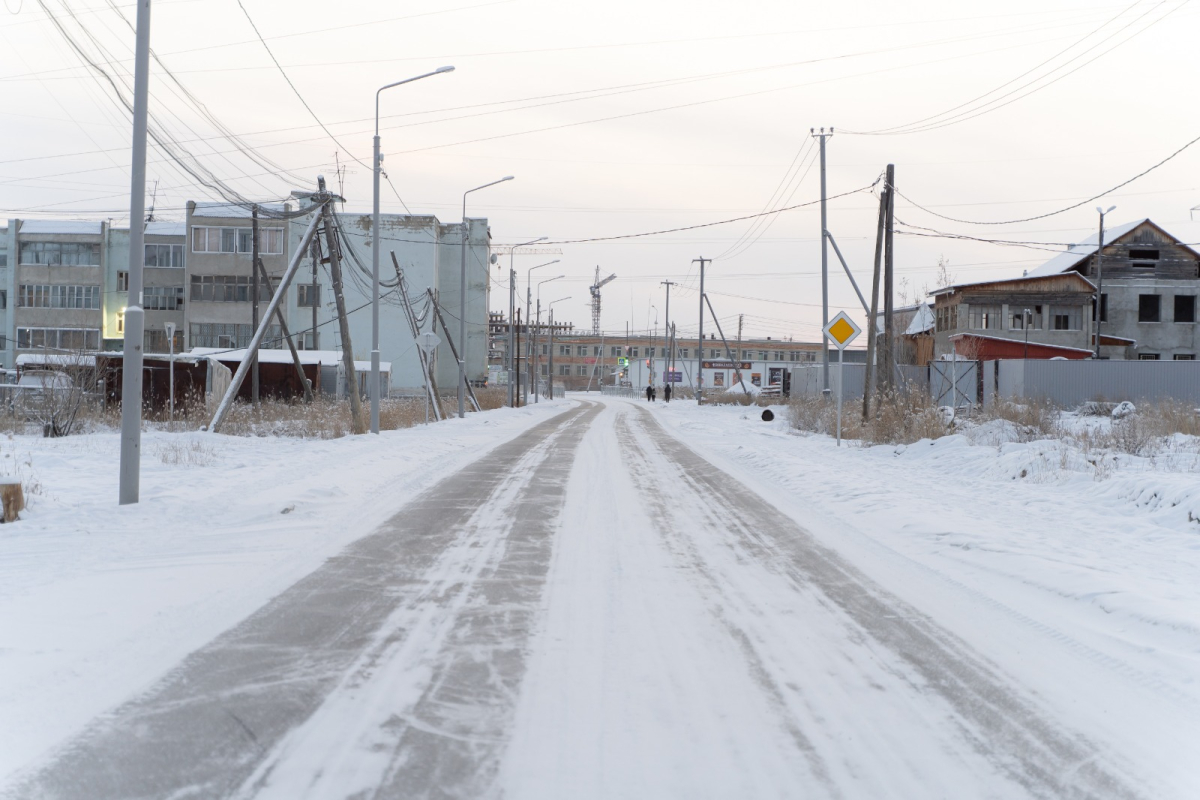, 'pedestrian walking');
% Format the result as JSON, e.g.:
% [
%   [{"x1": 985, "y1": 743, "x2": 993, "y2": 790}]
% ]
[
  {"x1": 664, "y1": 383, "x2": 672, "y2": 403},
  {"x1": 646, "y1": 384, "x2": 653, "y2": 402}
]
